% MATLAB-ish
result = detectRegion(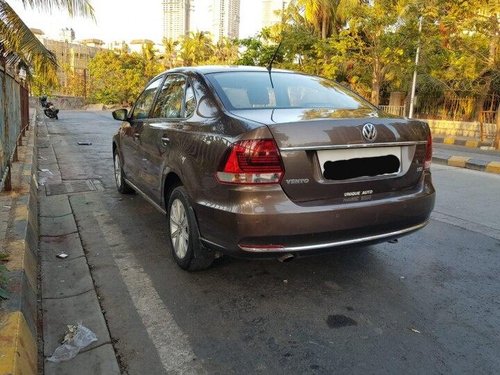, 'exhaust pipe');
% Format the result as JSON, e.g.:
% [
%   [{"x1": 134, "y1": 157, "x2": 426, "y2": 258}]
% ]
[{"x1": 277, "y1": 253, "x2": 295, "y2": 263}]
